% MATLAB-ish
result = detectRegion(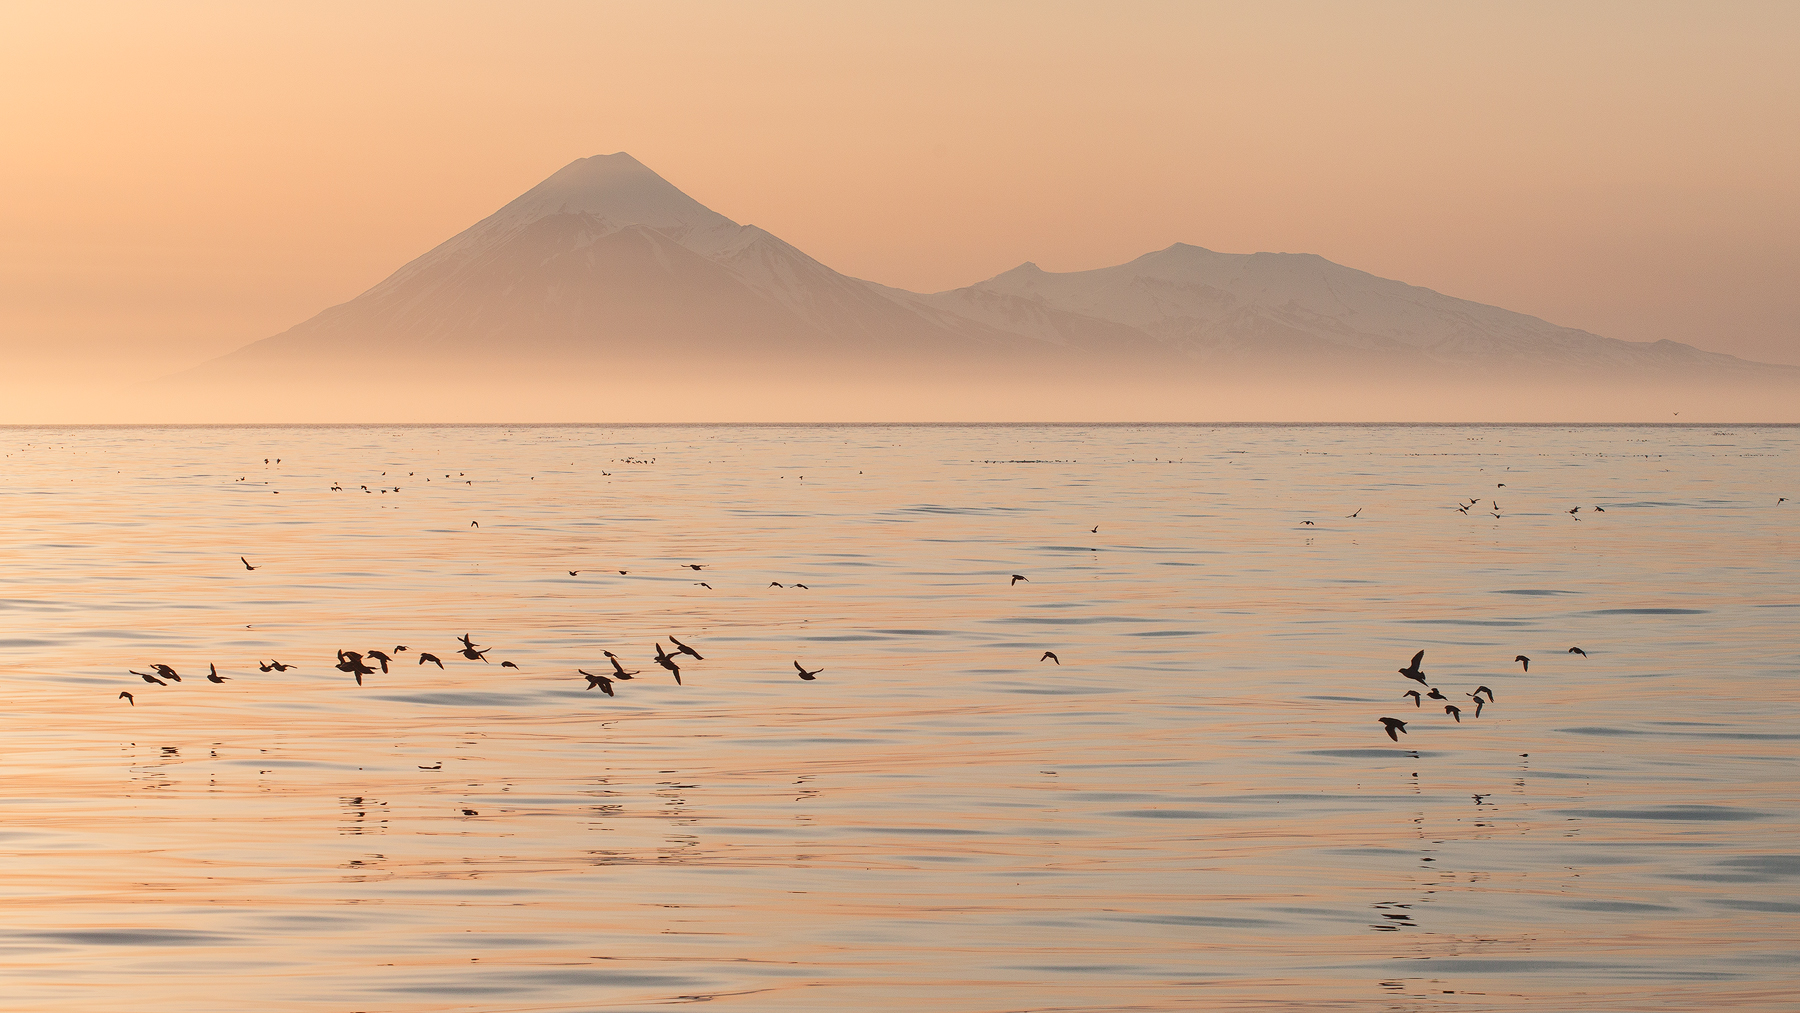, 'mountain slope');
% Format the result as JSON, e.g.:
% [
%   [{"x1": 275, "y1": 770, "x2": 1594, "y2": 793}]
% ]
[{"x1": 171, "y1": 154, "x2": 1790, "y2": 392}]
